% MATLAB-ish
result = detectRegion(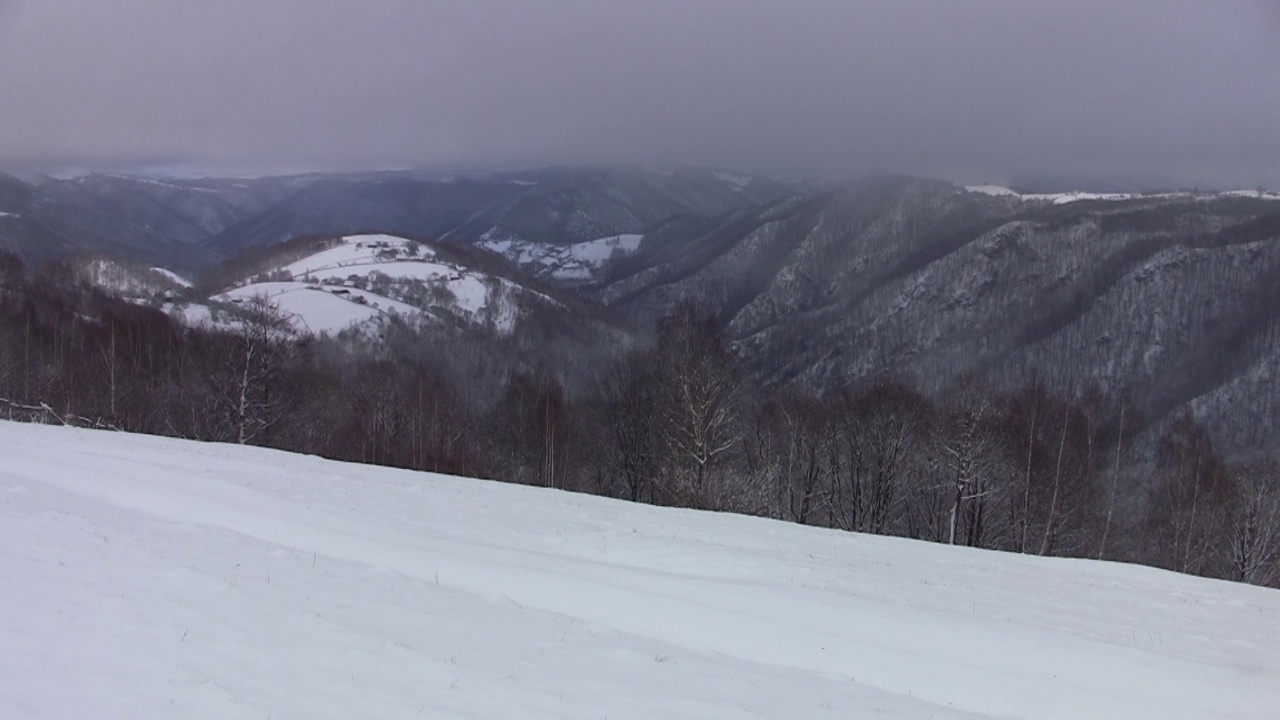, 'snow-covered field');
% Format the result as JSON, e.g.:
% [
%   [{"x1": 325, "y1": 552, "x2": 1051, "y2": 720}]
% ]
[
  {"x1": 217, "y1": 281, "x2": 420, "y2": 335},
  {"x1": 172, "y1": 234, "x2": 545, "y2": 336},
  {"x1": 481, "y1": 231, "x2": 643, "y2": 280},
  {"x1": 3, "y1": 421, "x2": 1278, "y2": 719}
]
